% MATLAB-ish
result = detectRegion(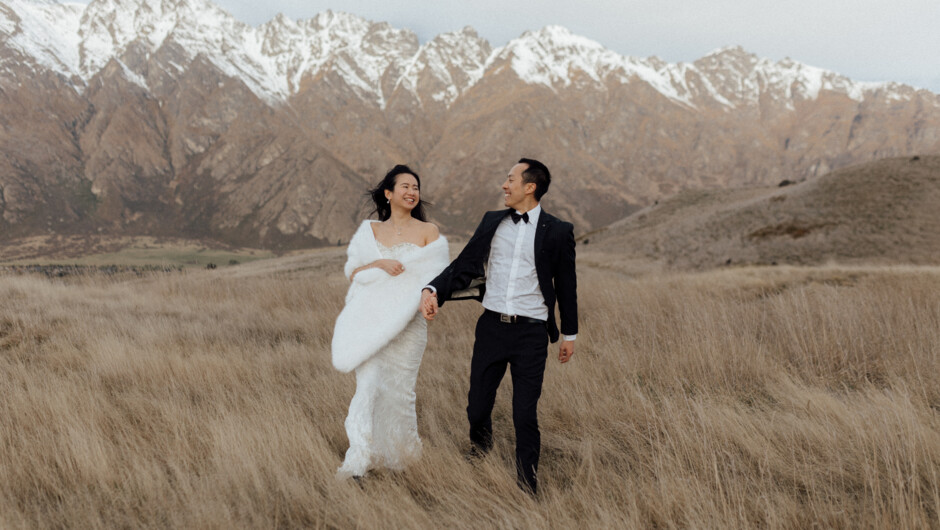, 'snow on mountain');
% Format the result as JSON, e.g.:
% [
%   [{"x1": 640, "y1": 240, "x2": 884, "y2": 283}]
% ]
[
  {"x1": 691, "y1": 46, "x2": 881, "y2": 109},
  {"x1": 492, "y1": 25, "x2": 612, "y2": 87},
  {"x1": 397, "y1": 26, "x2": 491, "y2": 105},
  {"x1": 0, "y1": 0, "x2": 910, "y2": 109},
  {"x1": 323, "y1": 16, "x2": 418, "y2": 106},
  {"x1": 0, "y1": 0, "x2": 83, "y2": 76},
  {"x1": 490, "y1": 24, "x2": 694, "y2": 105},
  {"x1": 78, "y1": 0, "x2": 297, "y2": 101},
  {"x1": 249, "y1": 11, "x2": 374, "y2": 99},
  {"x1": 488, "y1": 30, "x2": 904, "y2": 110}
]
